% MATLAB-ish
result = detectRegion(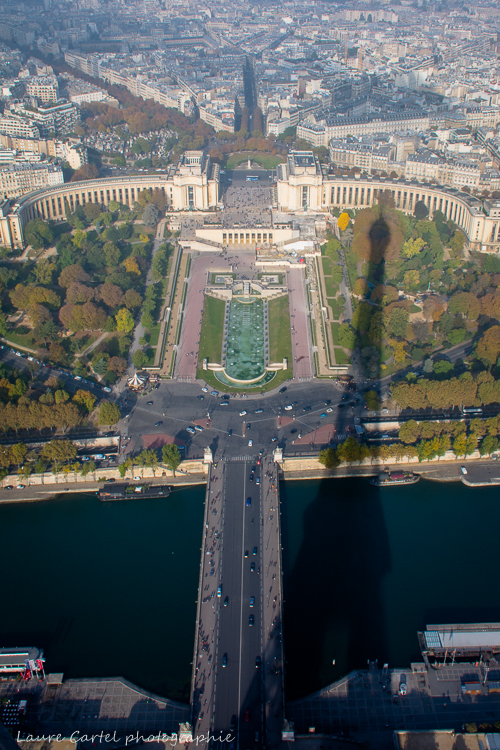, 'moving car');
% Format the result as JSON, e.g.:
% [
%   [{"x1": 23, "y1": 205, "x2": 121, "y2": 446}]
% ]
[
  {"x1": 211, "y1": 391, "x2": 219, "y2": 396},
  {"x1": 244, "y1": 710, "x2": 250, "y2": 722},
  {"x1": 249, "y1": 596, "x2": 255, "y2": 607},
  {"x1": 271, "y1": 436, "x2": 278, "y2": 442},
  {"x1": 255, "y1": 408, "x2": 263, "y2": 413},
  {"x1": 302, "y1": 405, "x2": 311, "y2": 412},
  {"x1": 256, "y1": 477, "x2": 260, "y2": 485},
  {"x1": 249, "y1": 614, "x2": 254, "y2": 626},
  {"x1": 250, "y1": 562, "x2": 255, "y2": 572},
  {"x1": 279, "y1": 387, "x2": 287, "y2": 393},
  {"x1": 154, "y1": 421, "x2": 163, "y2": 427},
  {"x1": 197, "y1": 395, "x2": 204, "y2": 400},
  {"x1": 186, "y1": 426, "x2": 196, "y2": 434},
  {"x1": 246, "y1": 497, "x2": 252, "y2": 506},
  {"x1": 194, "y1": 425, "x2": 203, "y2": 432},
  {"x1": 320, "y1": 413, "x2": 327, "y2": 419},
  {"x1": 461, "y1": 466, "x2": 468, "y2": 474},
  {"x1": 244, "y1": 550, "x2": 249, "y2": 558},
  {"x1": 284, "y1": 405, "x2": 293, "y2": 411},
  {"x1": 202, "y1": 387, "x2": 208, "y2": 392},
  {"x1": 239, "y1": 410, "x2": 247, "y2": 416},
  {"x1": 224, "y1": 596, "x2": 229, "y2": 606},
  {"x1": 253, "y1": 546, "x2": 258, "y2": 555},
  {"x1": 222, "y1": 654, "x2": 227, "y2": 668},
  {"x1": 217, "y1": 586, "x2": 222, "y2": 597},
  {"x1": 146, "y1": 401, "x2": 153, "y2": 405},
  {"x1": 255, "y1": 656, "x2": 261, "y2": 669},
  {"x1": 248, "y1": 439, "x2": 253, "y2": 446}
]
